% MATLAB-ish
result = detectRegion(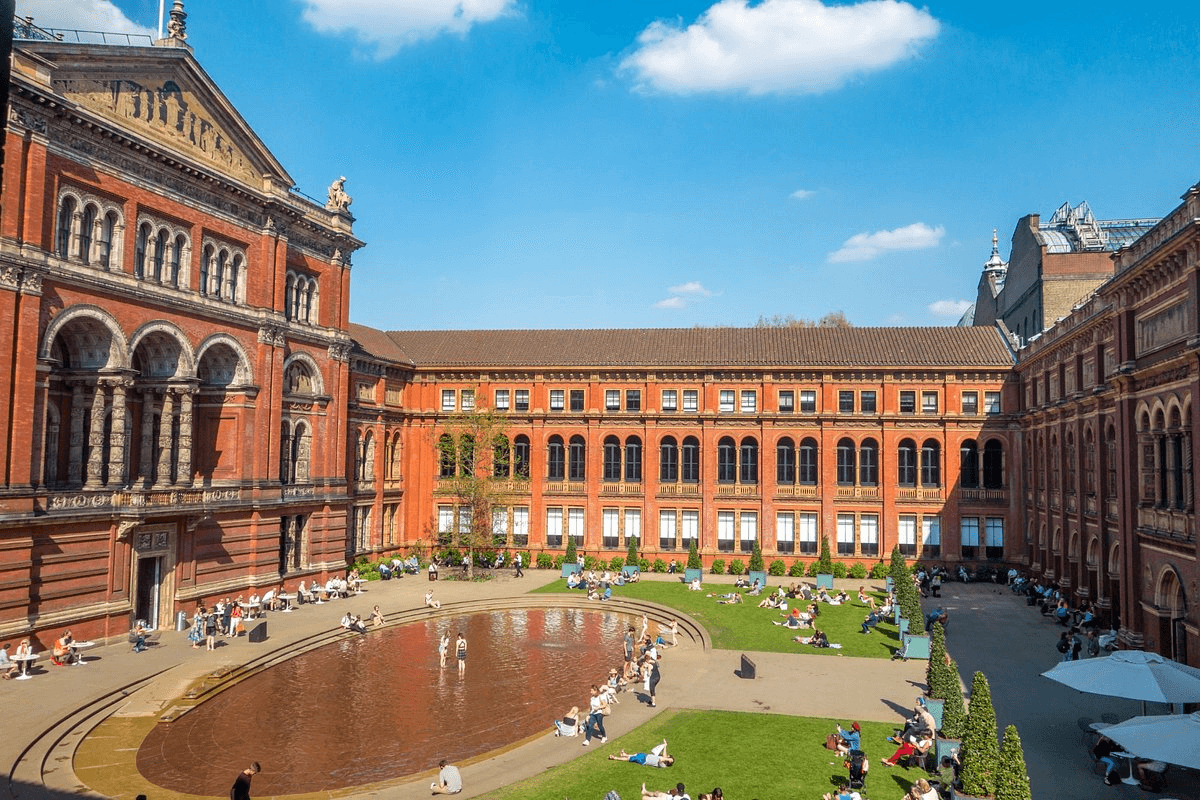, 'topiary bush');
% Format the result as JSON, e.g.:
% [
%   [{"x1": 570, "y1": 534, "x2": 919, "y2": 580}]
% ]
[
  {"x1": 927, "y1": 622, "x2": 947, "y2": 691},
  {"x1": 832, "y1": 561, "x2": 848, "y2": 579},
  {"x1": 552, "y1": 554, "x2": 566, "y2": 570},
  {"x1": 995, "y1": 725, "x2": 1032, "y2": 800},
  {"x1": 609, "y1": 556, "x2": 625, "y2": 571},
  {"x1": 748, "y1": 542, "x2": 765, "y2": 573},
  {"x1": 687, "y1": 538, "x2": 701, "y2": 570},
  {"x1": 870, "y1": 561, "x2": 890, "y2": 579},
  {"x1": 940, "y1": 658, "x2": 967, "y2": 739},
  {"x1": 627, "y1": 535, "x2": 639, "y2": 566},
  {"x1": 652, "y1": 558, "x2": 667, "y2": 573},
  {"x1": 960, "y1": 671, "x2": 999, "y2": 797},
  {"x1": 729, "y1": 559, "x2": 745, "y2": 576},
  {"x1": 638, "y1": 557, "x2": 651, "y2": 572},
  {"x1": 848, "y1": 562, "x2": 867, "y2": 579},
  {"x1": 536, "y1": 553, "x2": 553, "y2": 570},
  {"x1": 768, "y1": 559, "x2": 787, "y2": 576},
  {"x1": 564, "y1": 537, "x2": 578, "y2": 564},
  {"x1": 789, "y1": 560, "x2": 806, "y2": 577},
  {"x1": 817, "y1": 536, "x2": 834, "y2": 574},
  {"x1": 806, "y1": 561, "x2": 821, "y2": 577},
  {"x1": 711, "y1": 559, "x2": 726, "y2": 575}
]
